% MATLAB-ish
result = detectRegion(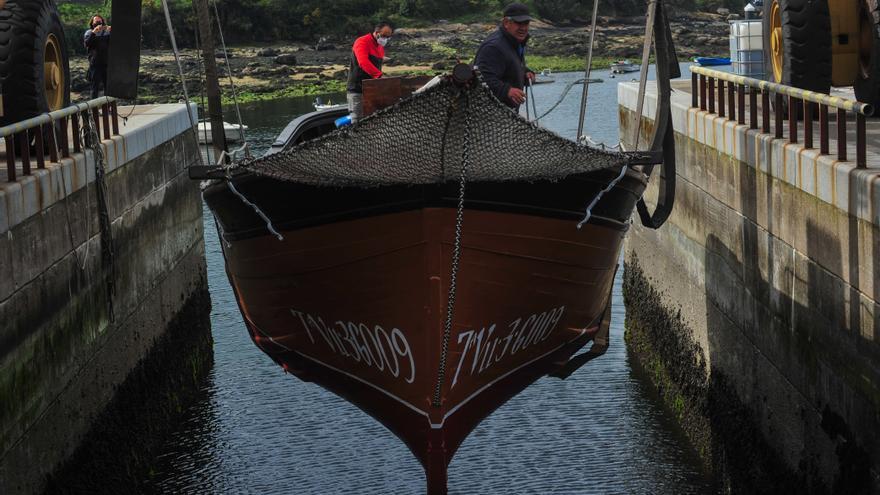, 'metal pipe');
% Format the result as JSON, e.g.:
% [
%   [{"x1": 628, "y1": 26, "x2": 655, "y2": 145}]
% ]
[{"x1": 0, "y1": 97, "x2": 115, "y2": 138}]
